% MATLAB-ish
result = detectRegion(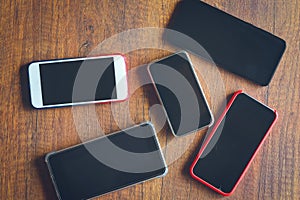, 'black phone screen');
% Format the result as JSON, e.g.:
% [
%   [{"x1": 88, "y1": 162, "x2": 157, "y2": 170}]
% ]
[
  {"x1": 166, "y1": 0, "x2": 286, "y2": 86},
  {"x1": 149, "y1": 52, "x2": 212, "y2": 136},
  {"x1": 46, "y1": 123, "x2": 167, "y2": 200},
  {"x1": 192, "y1": 93, "x2": 276, "y2": 193},
  {"x1": 39, "y1": 58, "x2": 117, "y2": 105}
]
